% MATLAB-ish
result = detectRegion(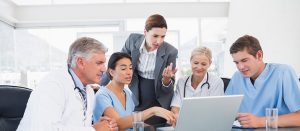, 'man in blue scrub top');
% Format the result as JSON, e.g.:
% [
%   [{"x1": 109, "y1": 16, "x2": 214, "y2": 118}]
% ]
[{"x1": 225, "y1": 35, "x2": 300, "y2": 128}]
